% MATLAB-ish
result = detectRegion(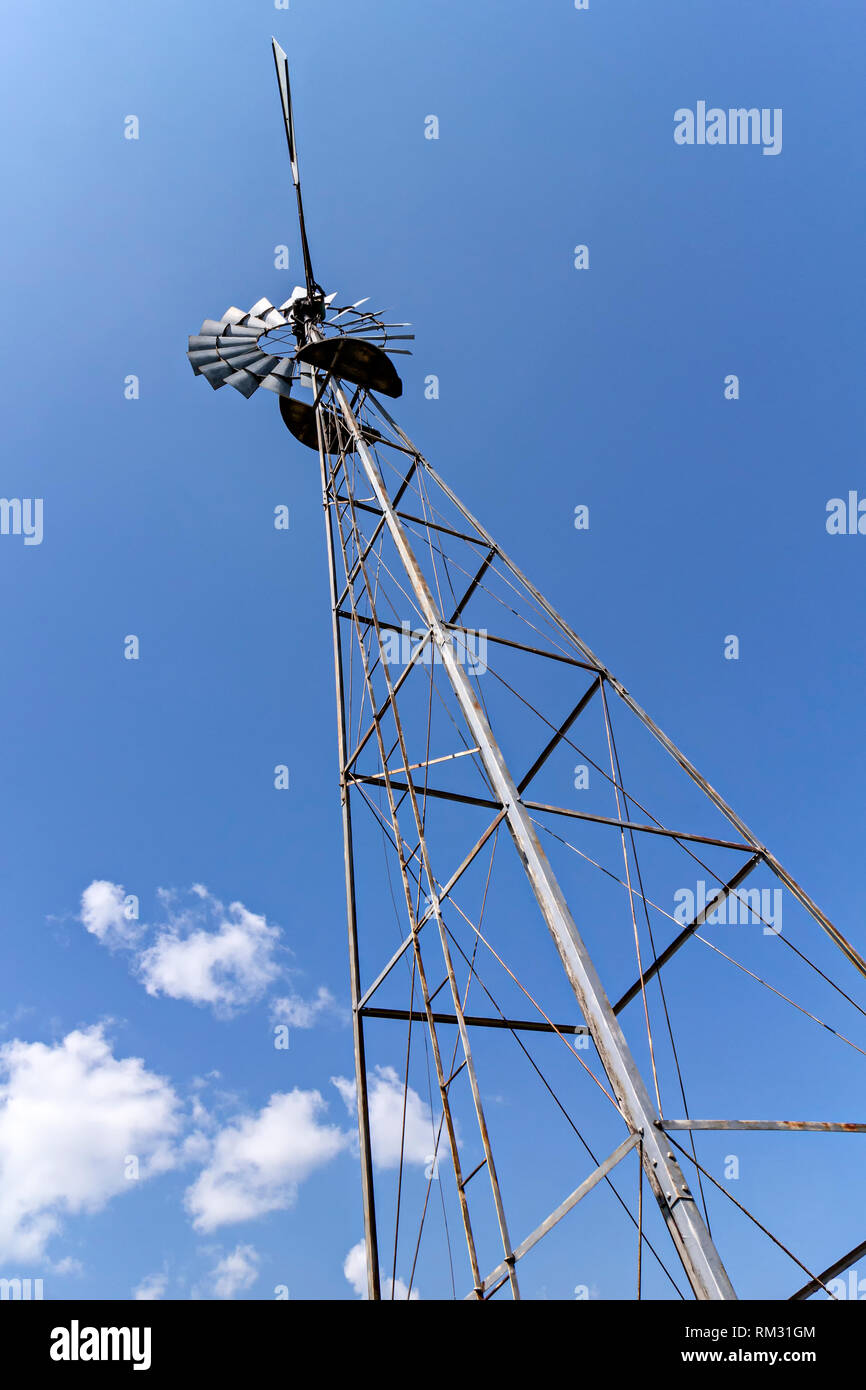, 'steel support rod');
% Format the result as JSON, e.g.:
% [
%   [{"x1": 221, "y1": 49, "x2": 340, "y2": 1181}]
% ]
[
  {"x1": 356, "y1": 811, "x2": 507, "y2": 1009},
  {"x1": 472, "y1": 1133, "x2": 640, "y2": 1298},
  {"x1": 329, "y1": 376, "x2": 737, "y2": 1301},
  {"x1": 316, "y1": 417, "x2": 381, "y2": 1300}
]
